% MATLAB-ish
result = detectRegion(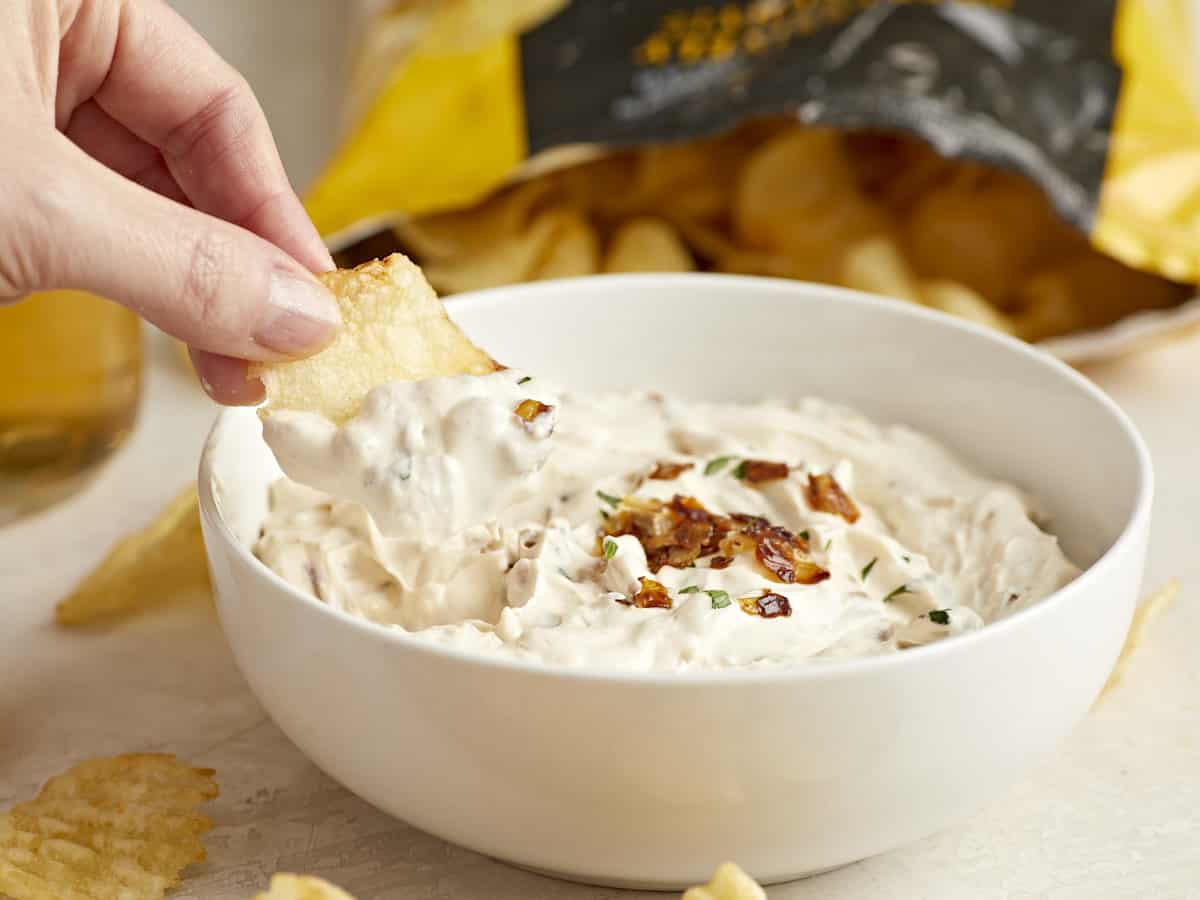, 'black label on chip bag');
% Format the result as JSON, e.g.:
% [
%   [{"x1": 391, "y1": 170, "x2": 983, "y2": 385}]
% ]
[{"x1": 520, "y1": 0, "x2": 1121, "y2": 229}]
